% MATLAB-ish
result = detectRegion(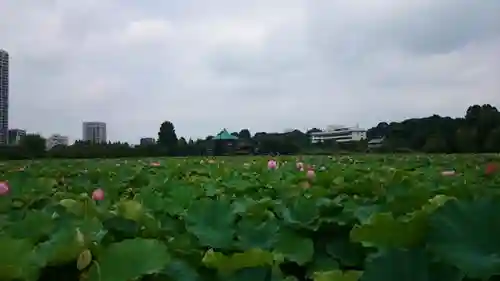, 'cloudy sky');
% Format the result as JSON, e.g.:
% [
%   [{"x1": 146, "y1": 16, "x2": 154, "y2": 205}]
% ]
[{"x1": 1, "y1": 0, "x2": 499, "y2": 143}]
